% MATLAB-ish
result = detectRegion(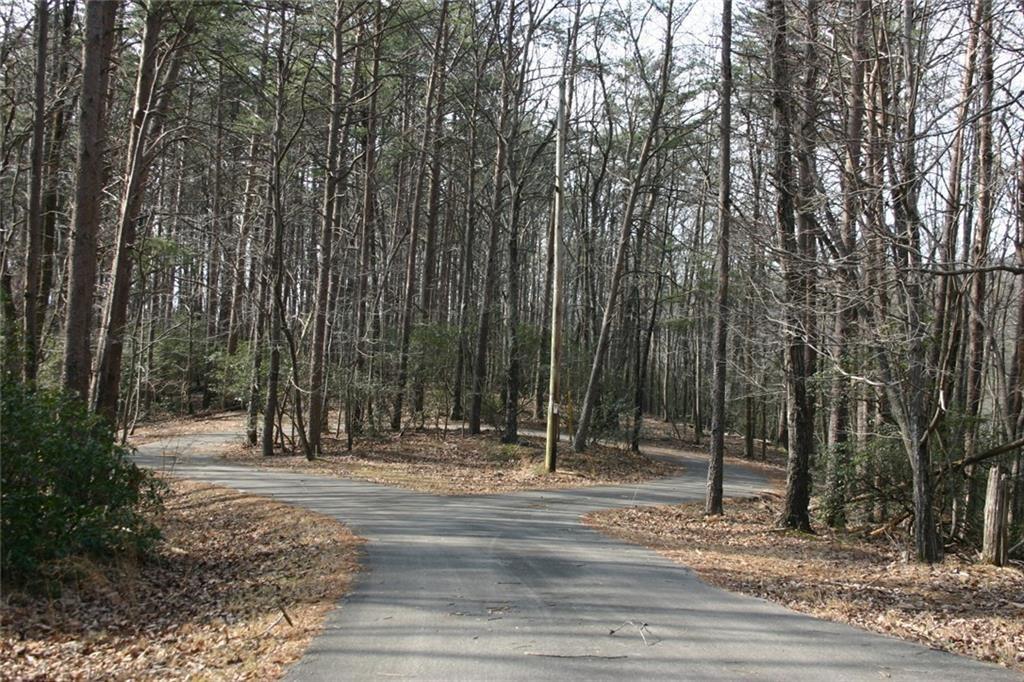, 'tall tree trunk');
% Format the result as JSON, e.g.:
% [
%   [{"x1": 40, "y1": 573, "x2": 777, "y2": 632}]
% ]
[
  {"x1": 413, "y1": 5, "x2": 452, "y2": 415},
  {"x1": 451, "y1": 92, "x2": 478, "y2": 421},
  {"x1": 61, "y1": 0, "x2": 117, "y2": 401},
  {"x1": 352, "y1": 15, "x2": 380, "y2": 436},
  {"x1": 770, "y1": 0, "x2": 813, "y2": 532},
  {"x1": 246, "y1": 205, "x2": 272, "y2": 446},
  {"x1": 393, "y1": 0, "x2": 449, "y2": 429},
  {"x1": 22, "y1": 0, "x2": 47, "y2": 383},
  {"x1": 262, "y1": 5, "x2": 290, "y2": 457},
  {"x1": 503, "y1": 181, "x2": 524, "y2": 442},
  {"x1": 468, "y1": 5, "x2": 515, "y2": 435},
  {"x1": 823, "y1": 0, "x2": 868, "y2": 527},
  {"x1": 93, "y1": 2, "x2": 187, "y2": 423},
  {"x1": 633, "y1": 201, "x2": 669, "y2": 453},
  {"x1": 308, "y1": 0, "x2": 346, "y2": 454},
  {"x1": 877, "y1": 0, "x2": 941, "y2": 562},
  {"x1": 962, "y1": 0, "x2": 994, "y2": 534},
  {"x1": 467, "y1": 105, "x2": 508, "y2": 434},
  {"x1": 226, "y1": 132, "x2": 261, "y2": 356},
  {"x1": 36, "y1": 0, "x2": 75, "y2": 367}
]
